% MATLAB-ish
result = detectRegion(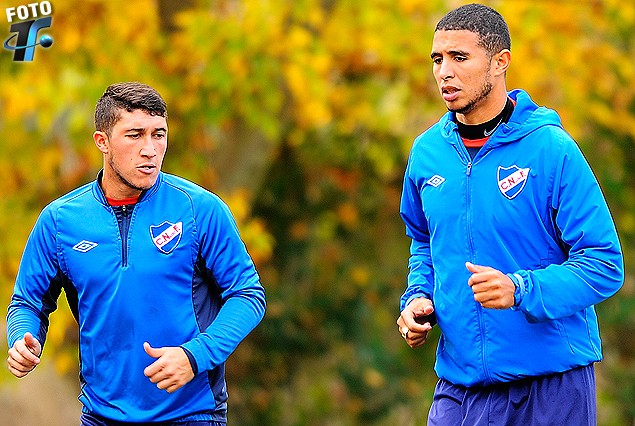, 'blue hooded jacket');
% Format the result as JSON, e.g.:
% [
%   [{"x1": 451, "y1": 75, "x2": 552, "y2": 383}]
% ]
[
  {"x1": 400, "y1": 89, "x2": 623, "y2": 386},
  {"x1": 7, "y1": 172, "x2": 265, "y2": 422}
]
